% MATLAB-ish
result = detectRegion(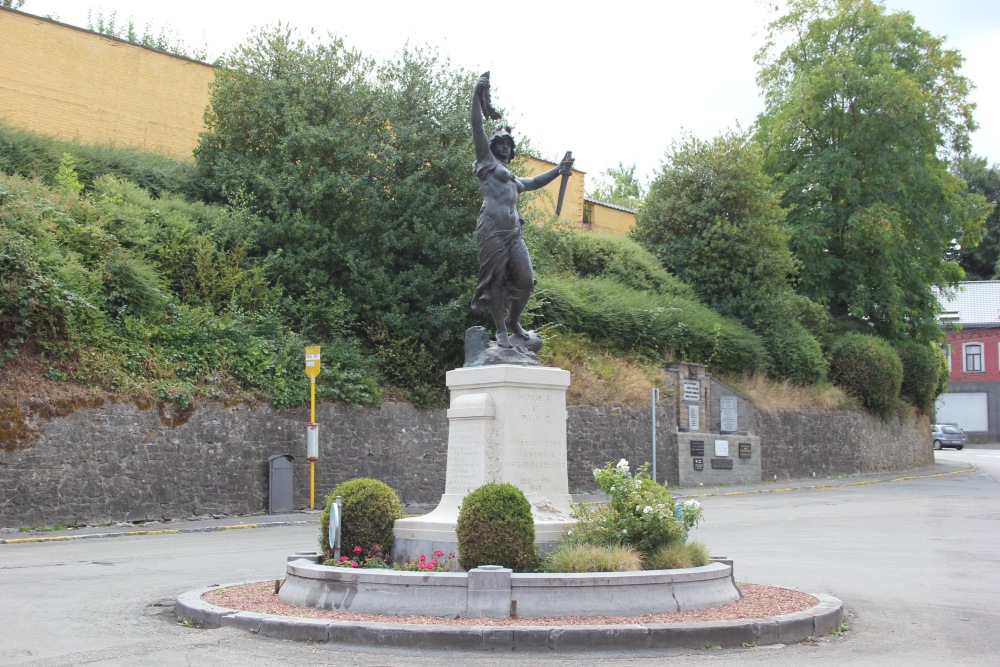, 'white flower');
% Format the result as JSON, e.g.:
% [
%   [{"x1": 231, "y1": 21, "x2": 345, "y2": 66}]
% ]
[
  {"x1": 622, "y1": 529, "x2": 627, "y2": 534},
  {"x1": 617, "y1": 459, "x2": 629, "y2": 471},
  {"x1": 684, "y1": 499, "x2": 701, "y2": 508},
  {"x1": 643, "y1": 506, "x2": 653, "y2": 514},
  {"x1": 636, "y1": 505, "x2": 641, "y2": 512},
  {"x1": 567, "y1": 529, "x2": 573, "y2": 536}
]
